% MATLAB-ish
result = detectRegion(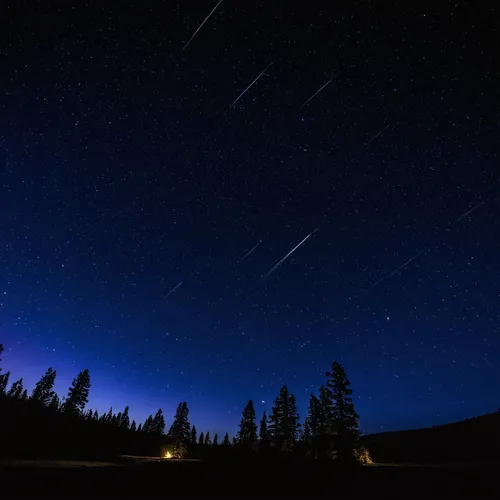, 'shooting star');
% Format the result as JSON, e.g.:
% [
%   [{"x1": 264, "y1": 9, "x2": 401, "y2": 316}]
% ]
[
  {"x1": 301, "y1": 75, "x2": 336, "y2": 109},
  {"x1": 183, "y1": 0, "x2": 223, "y2": 51},
  {"x1": 238, "y1": 240, "x2": 262, "y2": 262},
  {"x1": 221, "y1": 63, "x2": 273, "y2": 119},
  {"x1": 262, "y1": 228, "x2": 319, "y2": 280},
  {"x1": 162, "y1": 282, "x2": 183, "y2": 300},
  {"x1": 365, "y1": 124, "x2": 390, "y2": 146},
  {"x1": 452, "y1": 201, "x2": 484, "y2": 225},
  {"x1": 370, "y1": 250, "x2": 425, "y2": 289}
]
